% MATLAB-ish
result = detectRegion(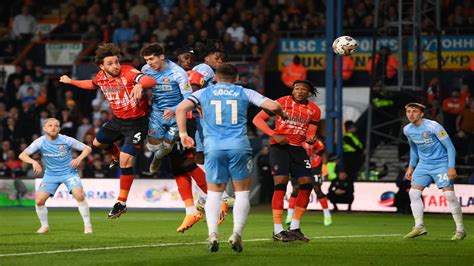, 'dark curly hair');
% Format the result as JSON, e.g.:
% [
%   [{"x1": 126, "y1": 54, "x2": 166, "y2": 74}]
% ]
[{"x1": 94, "y1": 43, "x2": 121, "y2": 66}]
